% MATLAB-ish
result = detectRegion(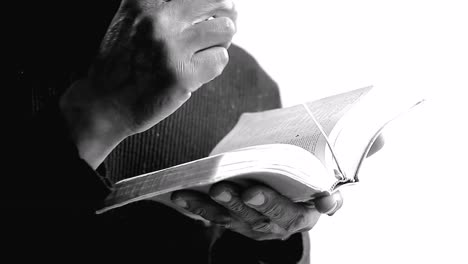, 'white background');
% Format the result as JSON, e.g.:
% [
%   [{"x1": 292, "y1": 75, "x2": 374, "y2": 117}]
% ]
[{"x1": 233, "y1": 1, "x2": 468, "y2": 263}]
